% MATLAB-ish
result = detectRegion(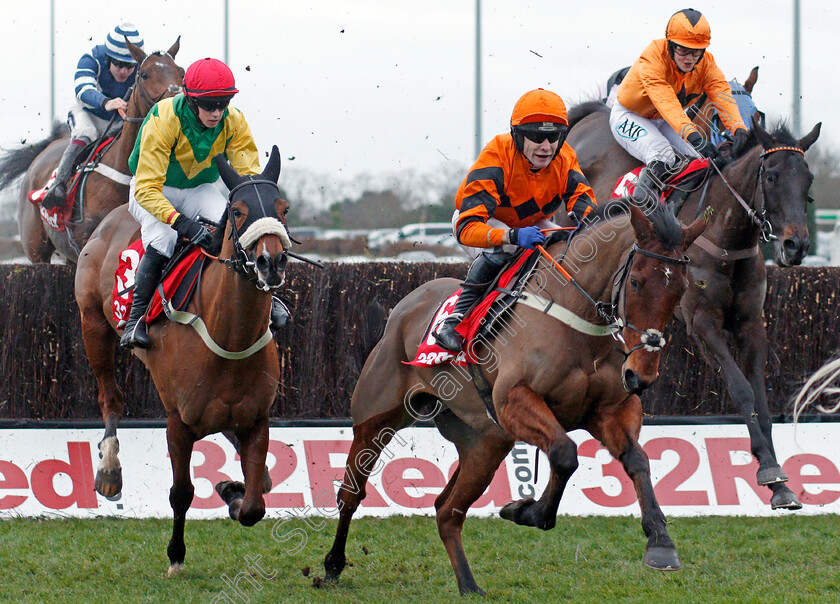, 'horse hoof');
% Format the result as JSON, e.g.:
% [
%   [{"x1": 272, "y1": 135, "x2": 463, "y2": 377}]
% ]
[
  {"x1": 167, "y1": 563, "x2": 184, "y2": 577},
  {"x1": 215, "y1": 480, "x2": 246, "y2": 504},
  {"x1": 94, "y1": 468, "x2": 123, "y2": 497},
  {"x1": 458, "y1": 583, "x2": 486, "y2": 597},
  {"x1": 771, "y1": 488, "x2": 803, "y2": 510},
  {"x1": 757, "y1": 465, "x2": 788, "y2": 486},
  {"x1": 643, "y1": 546, "x2": 682, "y2": 571},
  {"x1": 499, "y1": 498, "x2": 555, "y2": 530}
]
